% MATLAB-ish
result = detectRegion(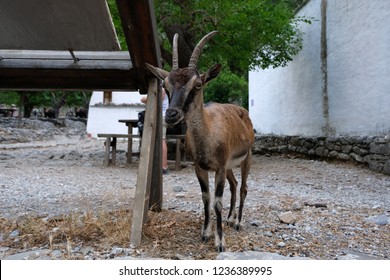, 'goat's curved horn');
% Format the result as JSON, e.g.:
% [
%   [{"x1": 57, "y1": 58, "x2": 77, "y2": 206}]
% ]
[
  {"x1": 172, "y1": 33, "x2": 179, "y2": 71},
  {"x1": 188, "y1": 31, "x2": 218, "y2": 69}
]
